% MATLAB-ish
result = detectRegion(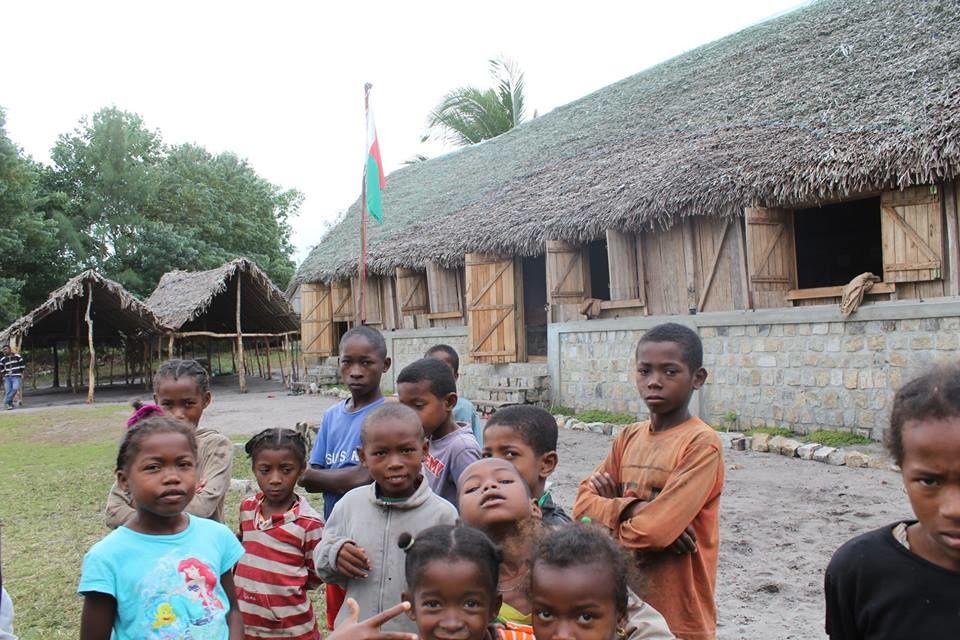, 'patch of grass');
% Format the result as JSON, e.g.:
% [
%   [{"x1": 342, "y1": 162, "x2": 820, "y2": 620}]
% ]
[
  {"x1": 745, "y1": 426, "x2": 795, "y2": 438},
  {"x1": 807, "y1": 429, "x2": 873, "y2": 447},
  {"x1": 547, "y1": 405, "x2": 576, "y2": 416},
  {"x1": 572, "y1": 410, "x2": 636, "y2": 425}
]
